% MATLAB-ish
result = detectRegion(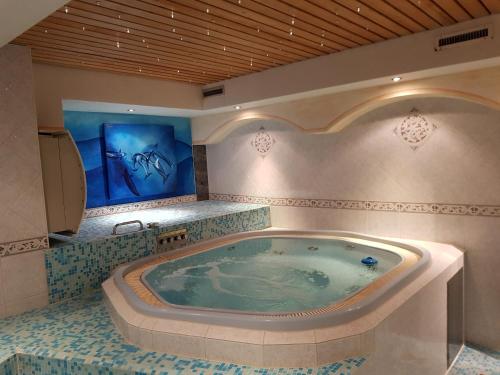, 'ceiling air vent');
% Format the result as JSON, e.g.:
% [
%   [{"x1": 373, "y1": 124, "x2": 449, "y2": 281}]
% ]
[
  {"x1": 202, "y1": 85, "x2": 225, "y2": 97},
  {"x1": 435, "y1": 25, "x2": 492, "y2": 51}
]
